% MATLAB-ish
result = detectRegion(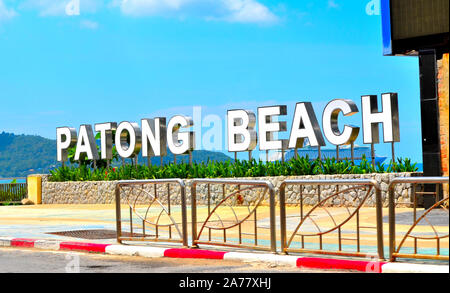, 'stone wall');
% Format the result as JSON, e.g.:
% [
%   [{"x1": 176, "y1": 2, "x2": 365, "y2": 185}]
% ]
[{"x1": 39, "y1": 173, "x2": 419, "y2": 207}]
